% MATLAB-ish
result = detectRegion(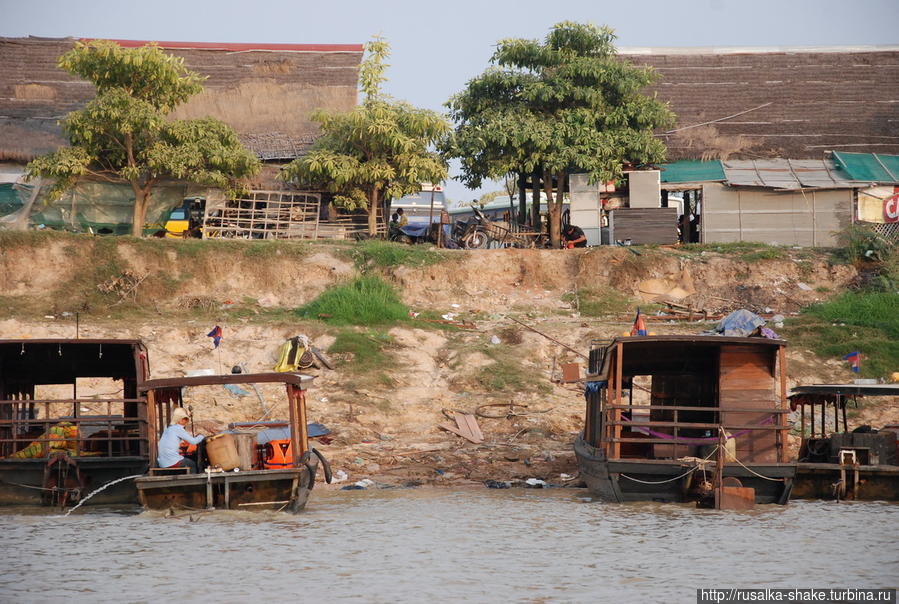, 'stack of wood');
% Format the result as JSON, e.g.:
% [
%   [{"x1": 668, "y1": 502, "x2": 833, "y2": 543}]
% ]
[
  {"x1": 438, "y1": 412, "x2": 484, "y2": 444},
  {"x1": 644, "y1": 301, "x2": 722, "y2": 322}
]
